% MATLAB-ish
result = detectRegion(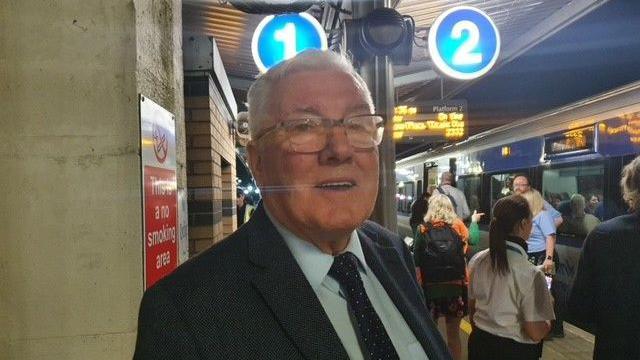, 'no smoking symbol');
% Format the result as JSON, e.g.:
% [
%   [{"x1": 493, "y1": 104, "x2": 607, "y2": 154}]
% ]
[{"x1": 153, "y1": 124, "x2": 168, "y2": 164}]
